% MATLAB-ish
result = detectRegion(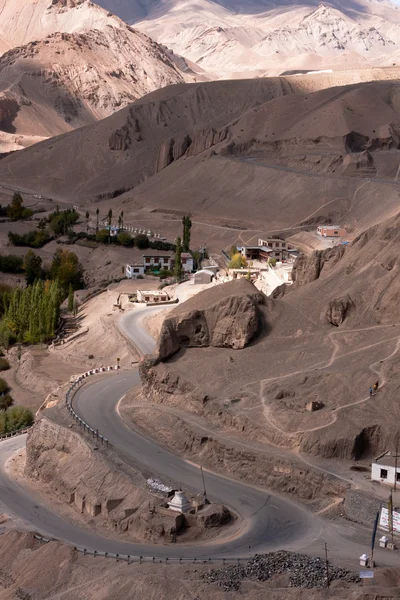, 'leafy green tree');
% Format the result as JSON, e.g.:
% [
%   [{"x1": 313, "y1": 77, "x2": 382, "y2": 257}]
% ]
[
  {"x1": 50, "y1": 248, "x2": 84, "y2": 292},
  {"x1": 24, "y1": 250, "x2": 43, "y2": 285},
  {"x1": 7, "y1": 192, "x2": 23, "y2": 221},
  {"x1": 37, "y1": 218, "x2": 47, "y2": 231},
  {"x1": 134, "y1": 234, "x2": 150, "y2": 249},
  {"x1": 174, "y1": 237, "x2": 183, "y2": 281},
  {"x1": 4, "y1": 405, "x2": 33, "y2": 432},
  {"x1": 117, "y1": 232, "x2": 133, "y2": 247},
  {"x1": 107, "y1": 209, "x2": 113, "y2": 243},
  {"x1": 182, "y1": 215, "x2": 192, "y2": 253},
  {"x1": 228, "y1": 252, "x2": 247, "y2": 269},
  {"x1": 268, "y1": 257, "x2": 277, "y2": 267},
  {"x1": 0, "y1": 378, "x2": 9, "y2": 394},
  {"x1": 229, "y1": 245, "x2": 238, "y2": 258},
  {"x1": 0, "y1": 255, "x2": 24, "y2": 274},
  {"x1": 0, "y1": 394, "x2": 13, "y2": 411},
  {"x1": 49, "y1": 209, "x2": 79, "y2": 235},
  {"x1": 96, "y1": 229, "x2": 109, "y2": 244},
  {"x1": 68, "y1": 284, "x2": 74, "y2": 312},
  {"x1": 85, "y1": 211, "x2": 90, "y2": 232},
  {"x1": 96, "y1": 208, "x2": 100, "y2": 232}
]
